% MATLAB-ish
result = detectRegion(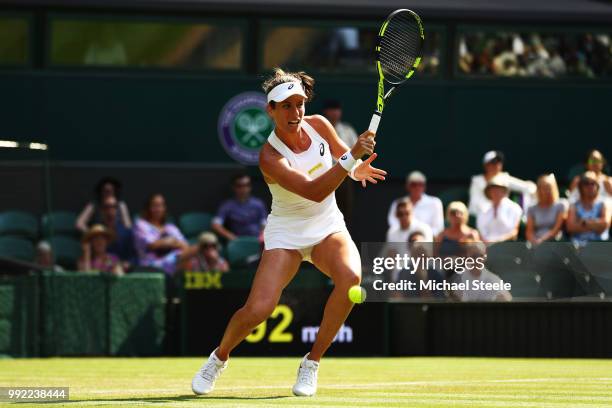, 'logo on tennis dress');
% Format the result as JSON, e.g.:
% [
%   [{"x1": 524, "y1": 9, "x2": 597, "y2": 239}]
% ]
[
  {"x1": 288, "y1": 84, "x2": 294, "y2": 90},
  {"x1": 319, "y1": 143, "x2": 324, "y2": 156},
  {"x1": 218, "y1": 92, "x2": 273, "y2": 165}
]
